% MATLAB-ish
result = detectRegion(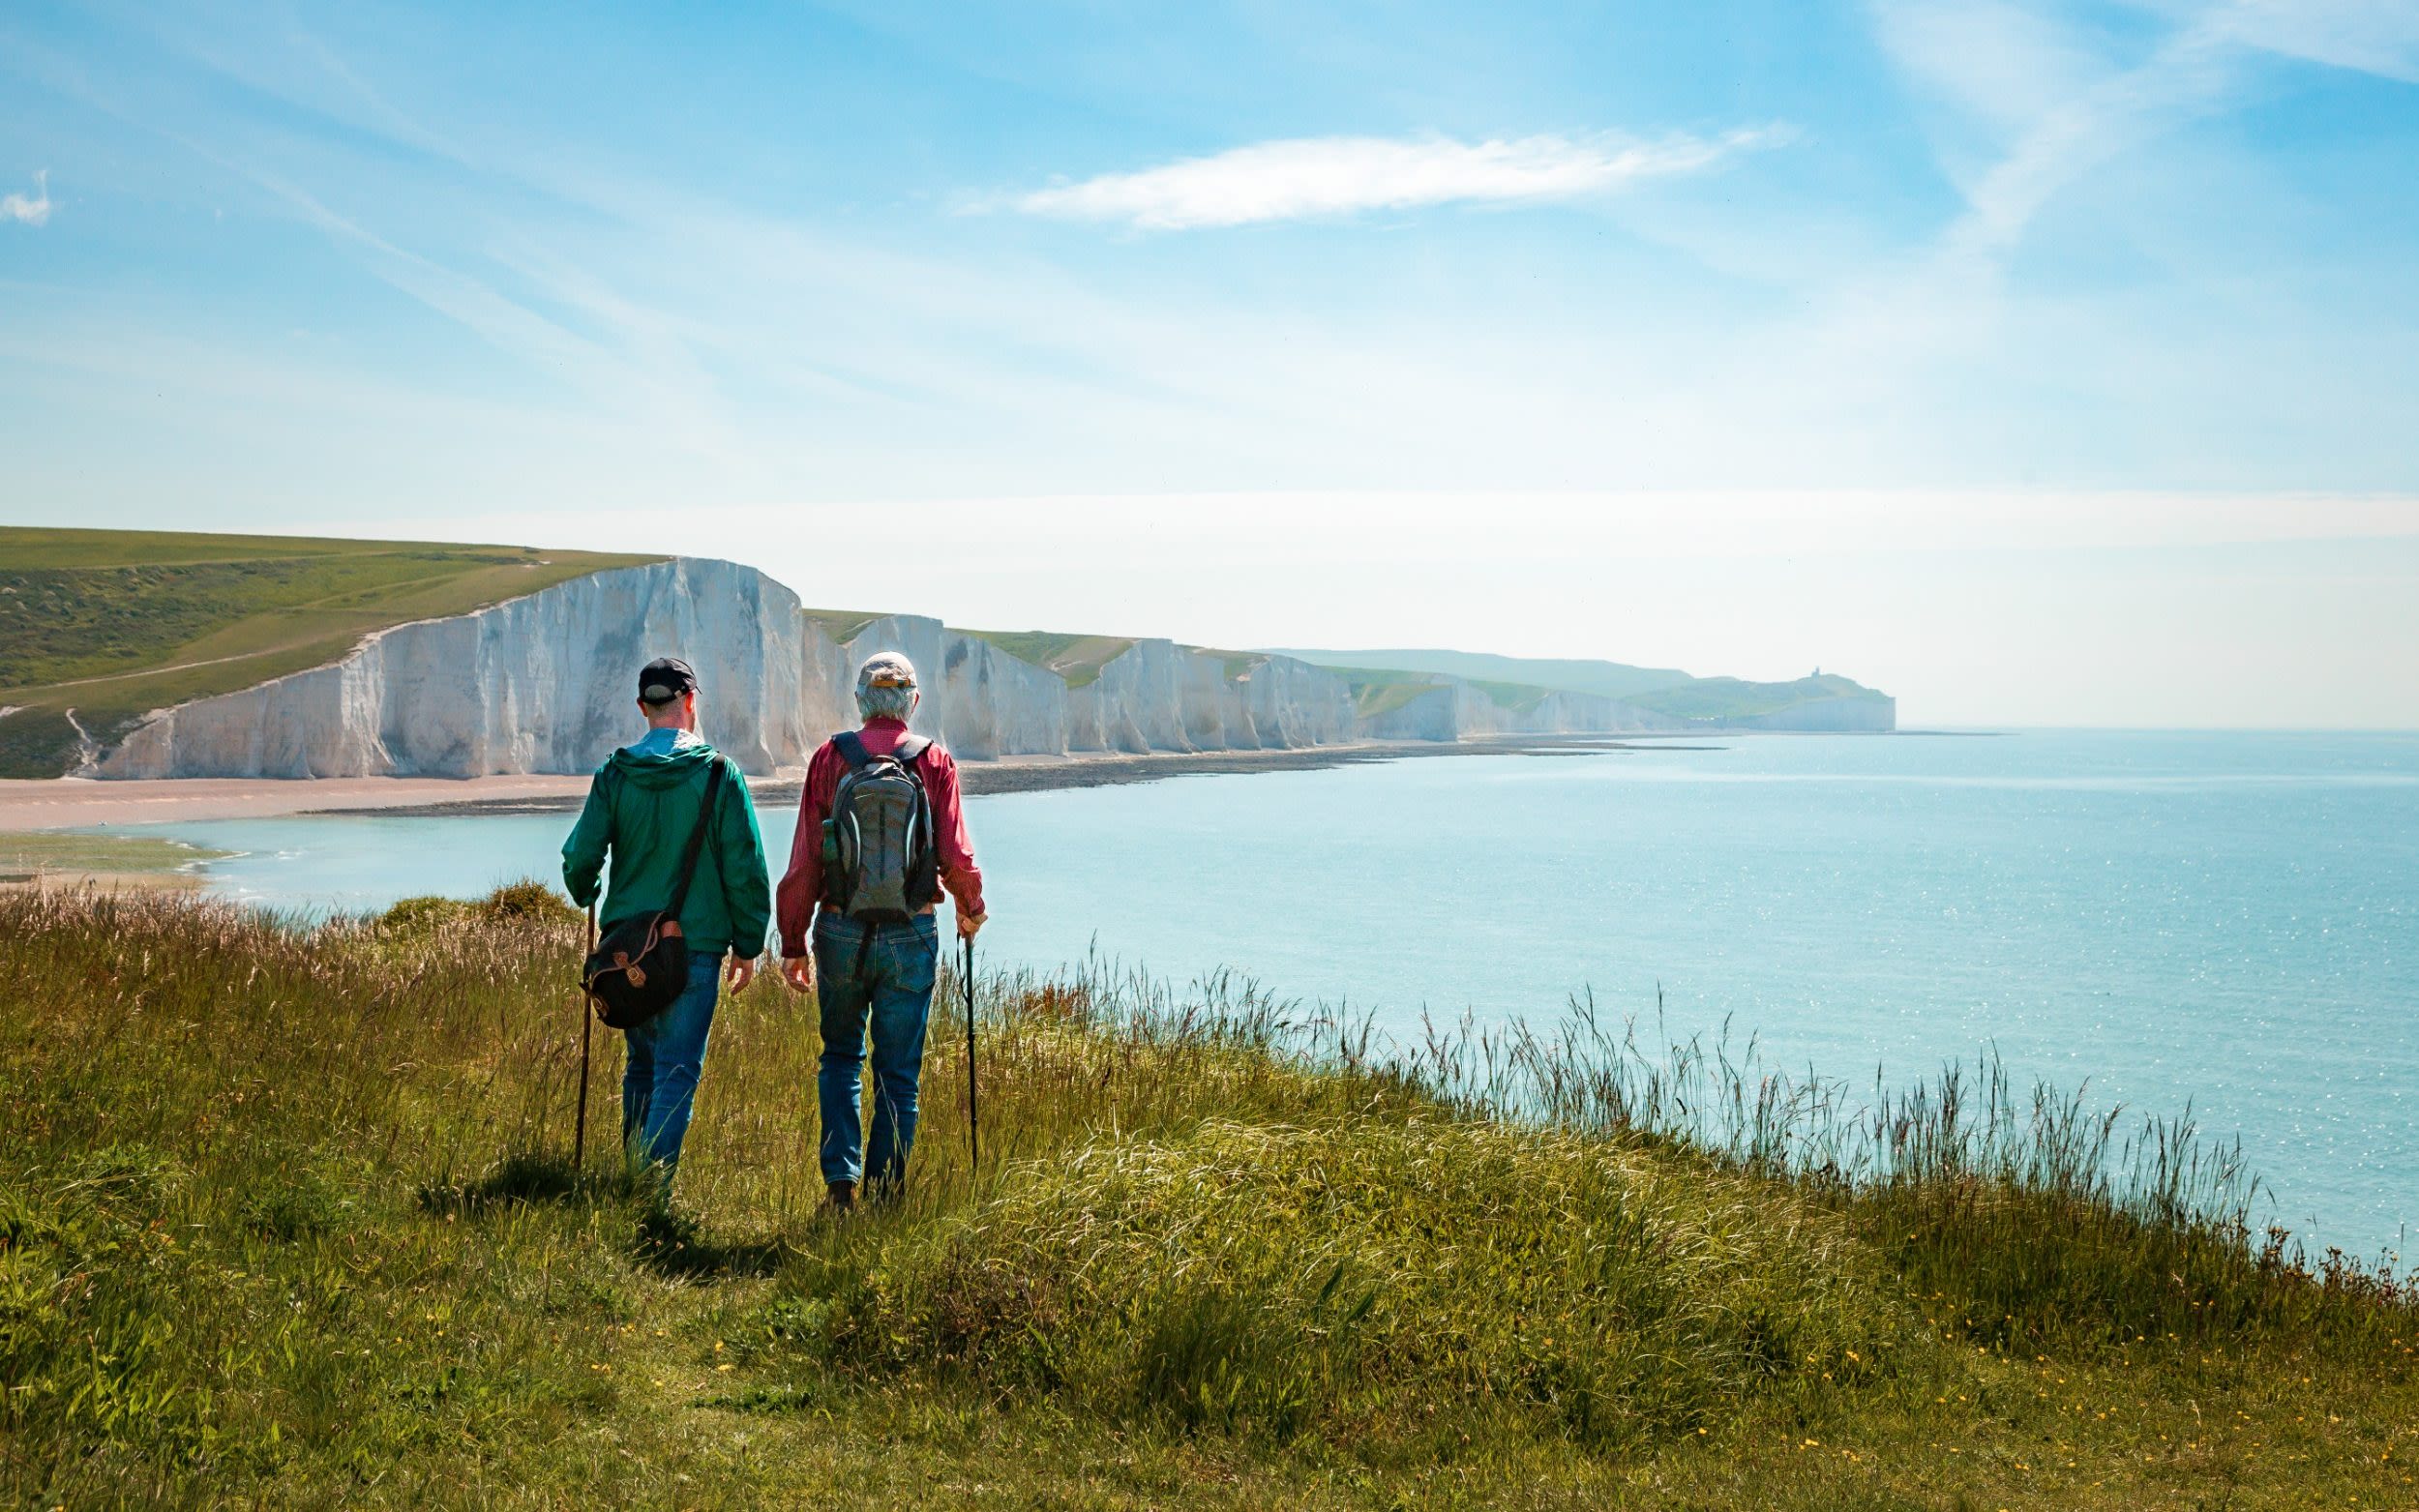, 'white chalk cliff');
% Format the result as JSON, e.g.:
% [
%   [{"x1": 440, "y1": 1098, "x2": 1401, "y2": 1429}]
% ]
[
  {"x1": 104, "y1": 559, "x2": 828, "y2": 779},
  {"x1": 97, "y1": 557, "x2": 1740, "y2": 780}
]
